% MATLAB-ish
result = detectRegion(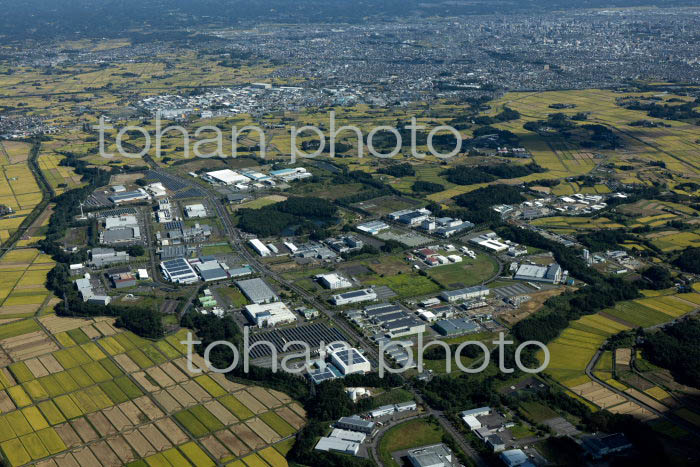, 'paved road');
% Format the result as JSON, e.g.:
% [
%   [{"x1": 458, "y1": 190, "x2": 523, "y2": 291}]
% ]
[{"x1": 152, "y1": 167, "x2": 488, "y2": 466}]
